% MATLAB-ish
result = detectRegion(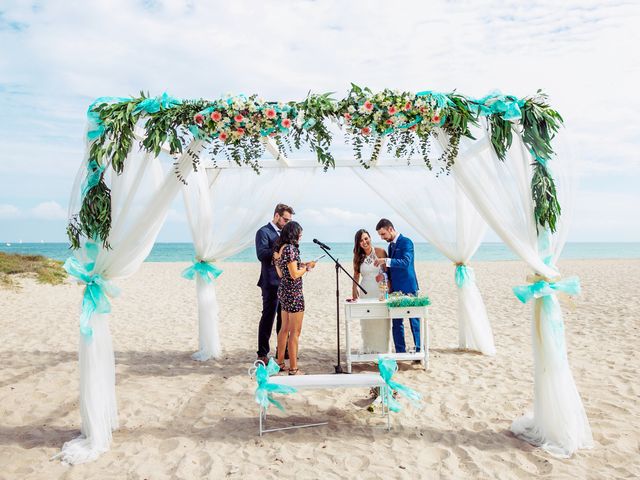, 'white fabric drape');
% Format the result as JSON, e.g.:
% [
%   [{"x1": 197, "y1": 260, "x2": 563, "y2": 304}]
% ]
[
  {"x1": 353, "y1": 166, "x2": 496, "y2": 355},
  {"x1": 452, "y1": 125, "x2": 592, "y2": 457},
  {"x1": 58, "y1": 139, "x2": 201, "y2": 464},
  {"x1": 183, "y1": 166, "x2": 315, "y2": 361}
]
